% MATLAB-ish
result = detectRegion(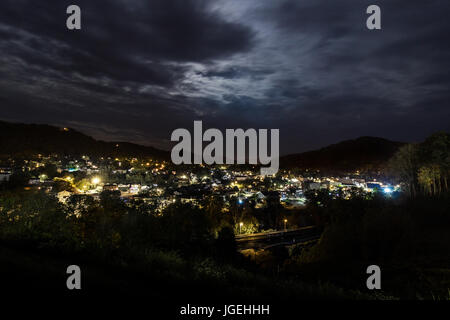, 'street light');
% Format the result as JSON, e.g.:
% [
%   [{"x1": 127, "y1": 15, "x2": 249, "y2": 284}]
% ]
[
  {"x1": 91, "y1": 177, "x2": 101, "y2": 185},
  {"x1": 284, "y1": 219, "x2": 287, "y2": 232},
  {"x1": 239, "y1": 222, "x2": 243, "y2": 234}
]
